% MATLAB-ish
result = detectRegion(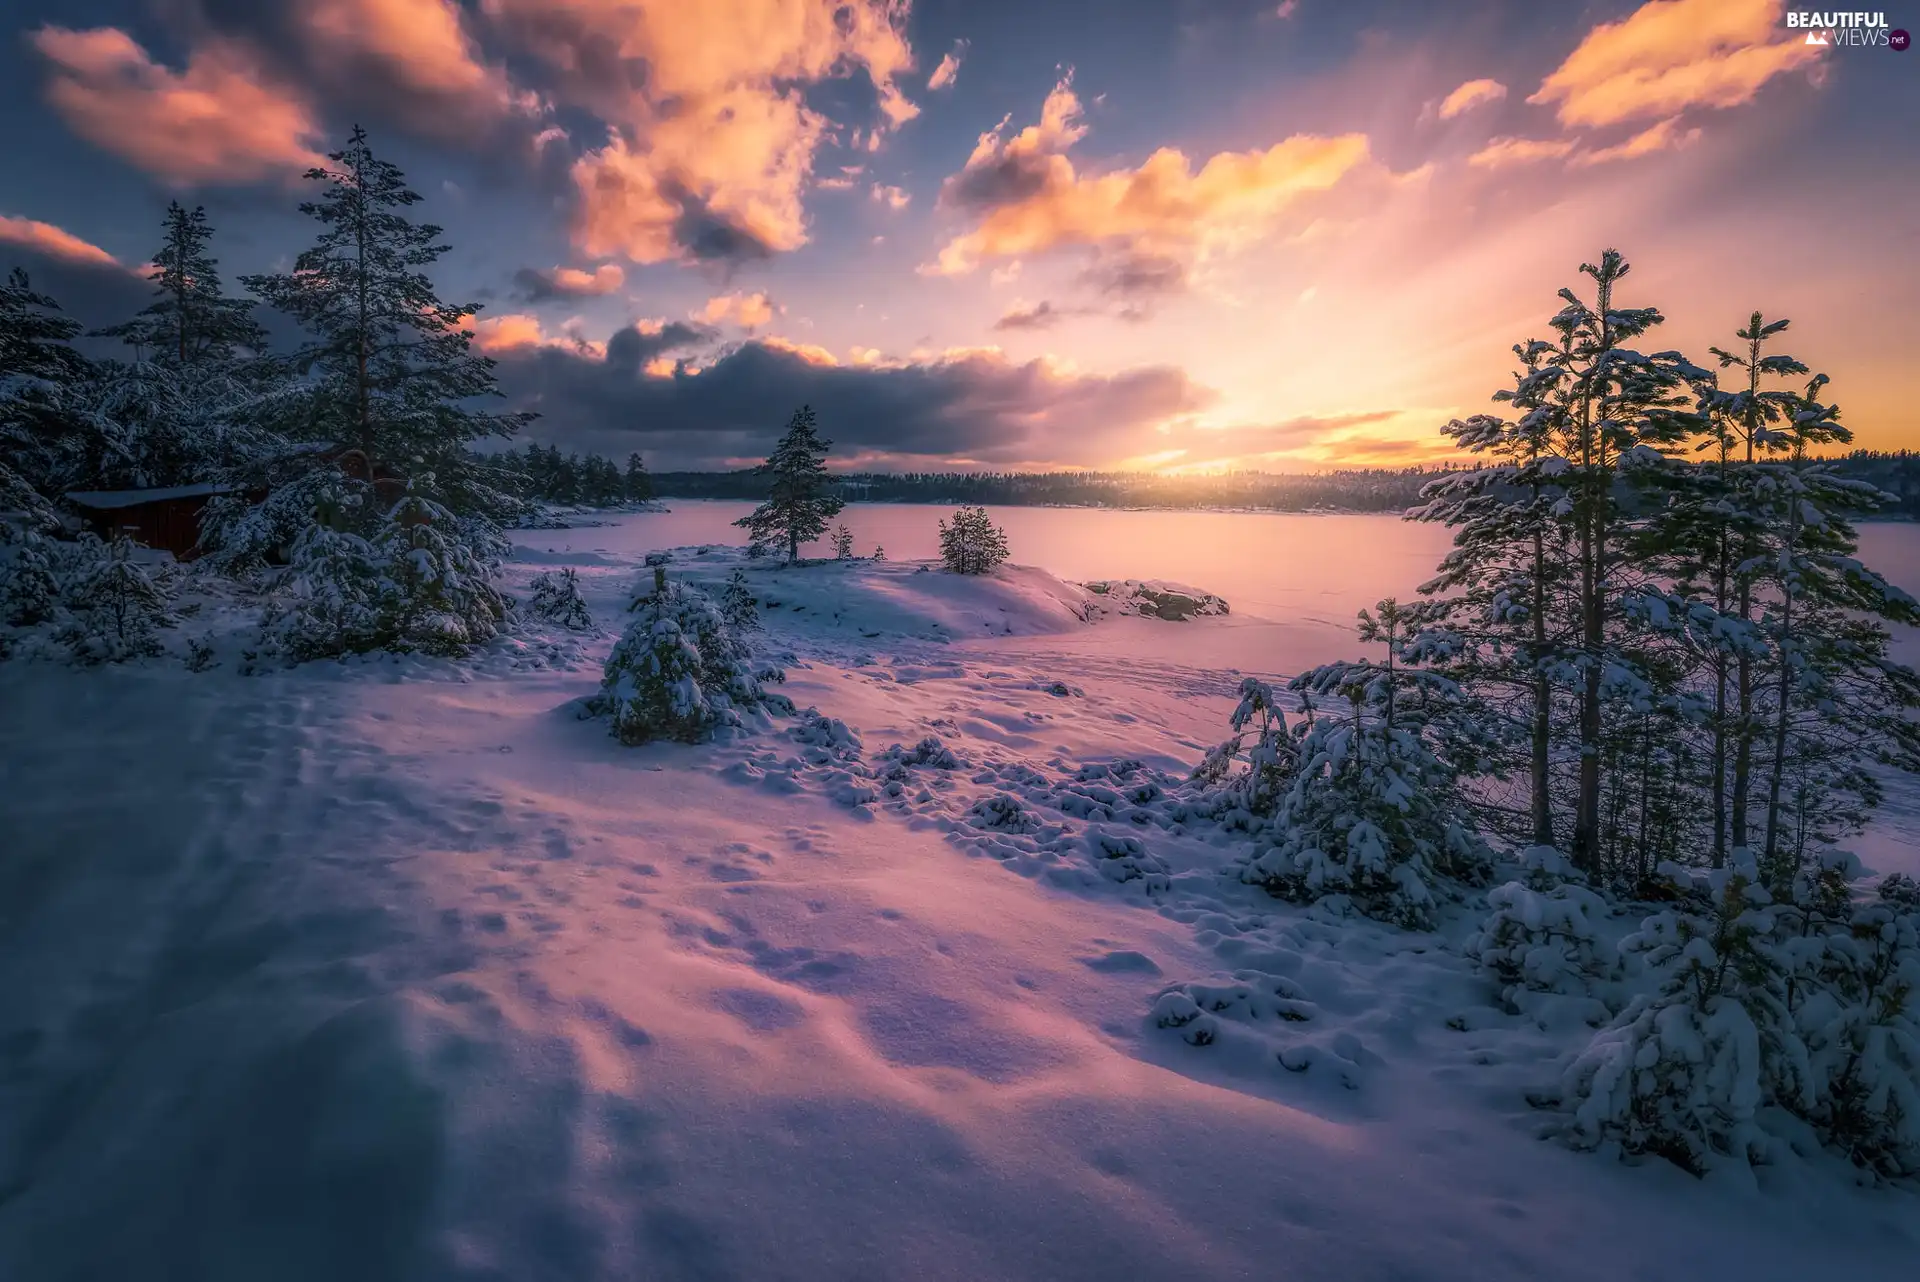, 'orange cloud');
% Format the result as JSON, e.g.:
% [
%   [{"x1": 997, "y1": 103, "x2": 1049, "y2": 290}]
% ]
[
  {"x1": 472, "y1": 312, "x2": 606, "y2": 357},
  {"x1": 927, "y1": 40, "x2": 967, "y2": 91},
  {"x1": 300, "y1": 0, "x2": 535, "y2": 126},
  {"x1": 1530, "y1": 0, "x2": 1820, "y2": 129},
  {"x1": 1438, "y1": 78, "x2": 1507, "y2": 119},
  {"x1": 31, "y1": 27, "x2": 325, "y2": 184},
  {"x1": 871, "y1": 183, "x2": 911, "y2": 209},
  {"x1": 699, "y1": 291, "x2": 777, "y2": 328},
  {"x1": 1569, "y1": 116, "x2": 1702, "y2": 167},
  {"x1": 758, "y1": 334, "x2": 839, "y2": 366},
  {"x1": 551, "y1": 264, "x2": 625, "y2": 294},
  {"x1": 0, "y1": 215, "x2": 118, "y2": 268},
  {"x1": 1467, "y1": 136, "x2": 1577, "y2": 168},
  {"x1": 487, "y1": 0, "x2": 919, "y2": 263}
]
